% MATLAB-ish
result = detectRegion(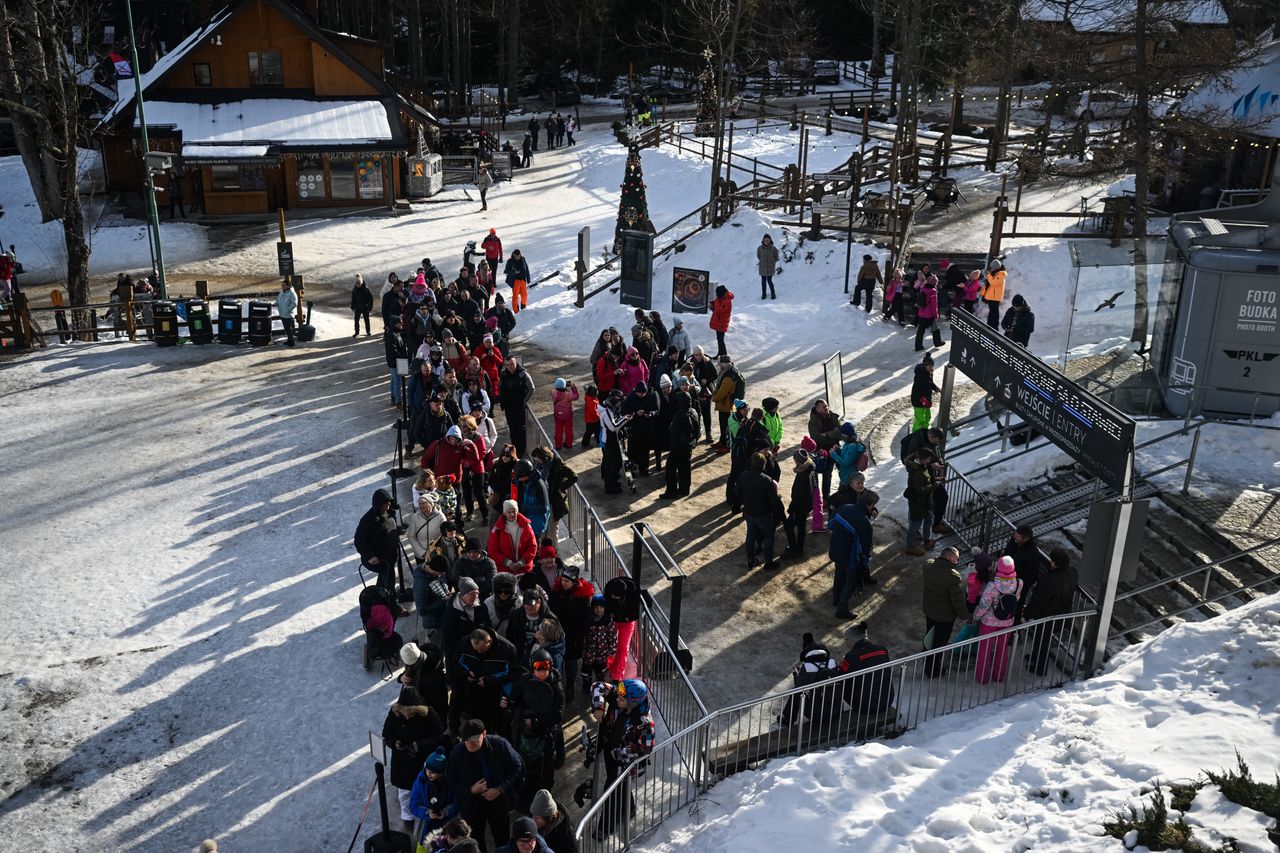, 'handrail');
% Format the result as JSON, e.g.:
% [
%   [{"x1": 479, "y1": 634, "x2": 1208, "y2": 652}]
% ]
[
  {"x1": 1113, "y1": 535, "x2": 1280, "y2": 603},
  {"x1": 1111, "y1": 571, "x2": 1280, "y2": 638}
]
